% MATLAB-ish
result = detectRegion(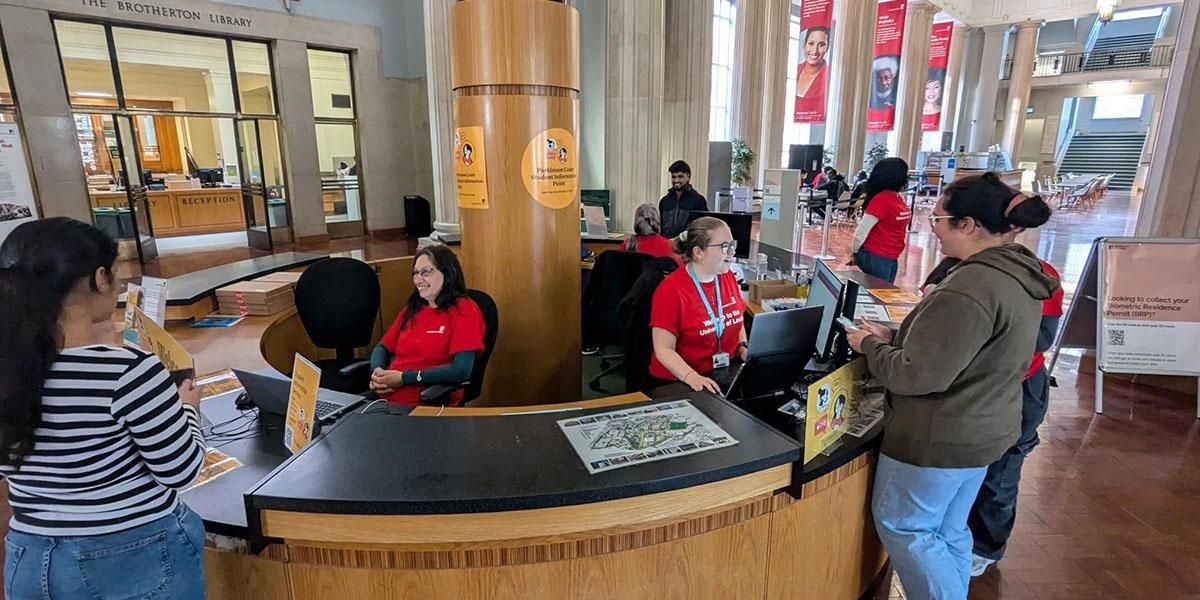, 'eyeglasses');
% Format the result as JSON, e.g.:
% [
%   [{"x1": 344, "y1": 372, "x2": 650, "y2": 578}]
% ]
[
  {"x1": 705, "y1": 240, "x2": 738, "y2": 255},
  {"x1": 411, "y1": 266, "x2": 438, "y2": 279},
  {"x1": 928, "y1": 214, "x2": 954, "y2": 228}
]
